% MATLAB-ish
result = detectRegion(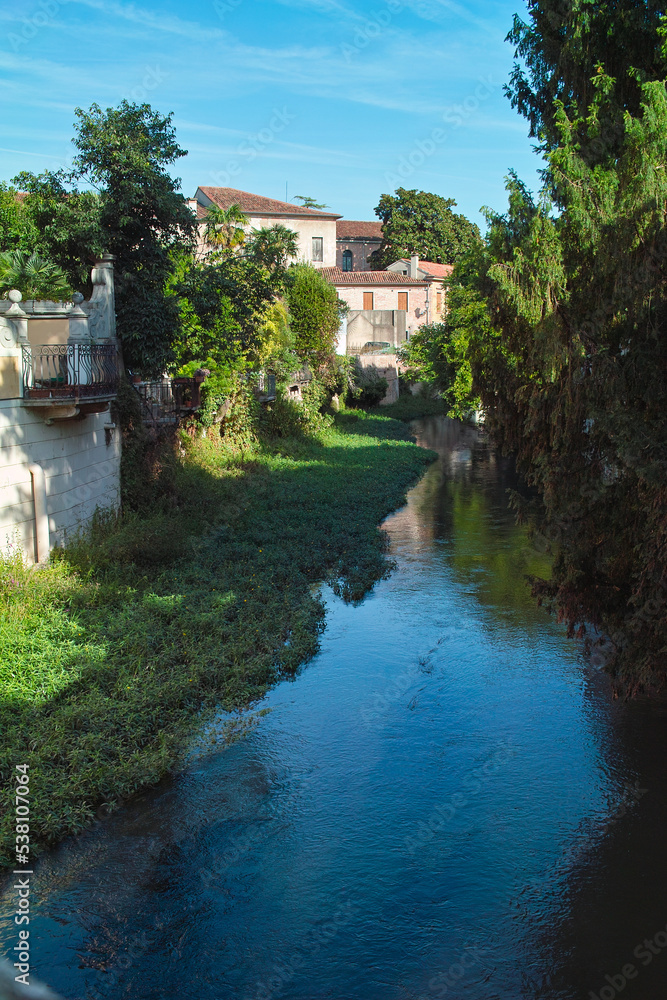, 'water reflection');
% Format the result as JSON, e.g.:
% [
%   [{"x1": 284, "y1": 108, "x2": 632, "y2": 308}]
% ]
[{"x1": 2, "y1": 417, "x2": 666, "y2": 1000}]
